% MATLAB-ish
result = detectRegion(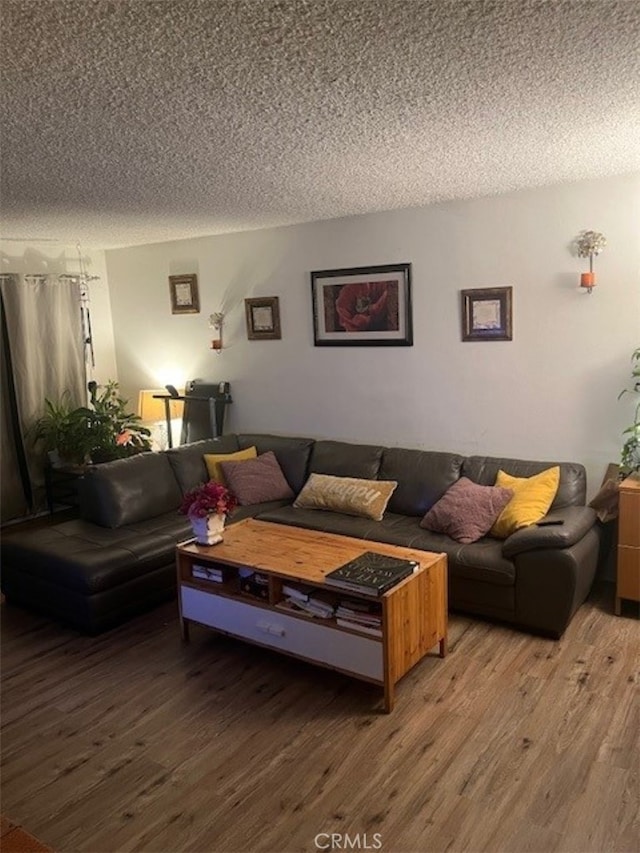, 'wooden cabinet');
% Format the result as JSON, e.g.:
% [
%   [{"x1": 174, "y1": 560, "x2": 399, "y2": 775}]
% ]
[
  {"x1": 176, "y1": 519, "x2": 448, "y2": 712},
  {"x1": 615, "y1": 475, "x2": 640, "y2": 615}
]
